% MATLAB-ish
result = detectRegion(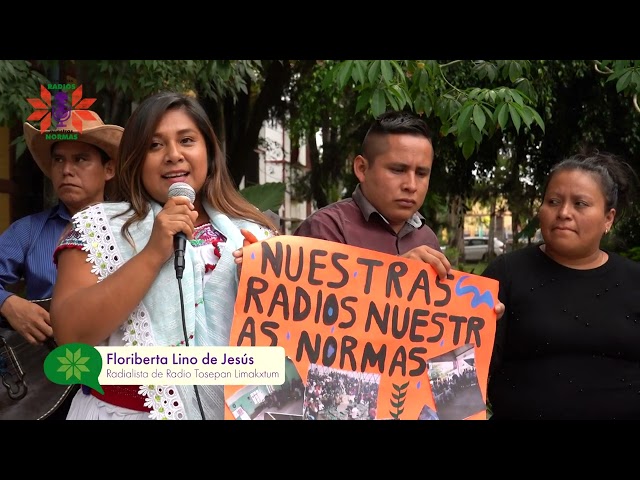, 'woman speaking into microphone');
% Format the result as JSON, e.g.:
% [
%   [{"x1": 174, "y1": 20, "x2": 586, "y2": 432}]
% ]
[{"x1": 50, "y1": 91, "x2": 278, "y2": 420}]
